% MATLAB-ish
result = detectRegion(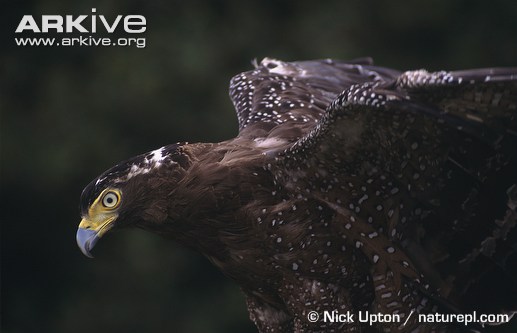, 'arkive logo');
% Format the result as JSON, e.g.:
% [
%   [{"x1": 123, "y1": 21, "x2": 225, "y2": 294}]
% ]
[
  {"x1": 15, "y1": 8, "x2": 146, "y2": 48},
  {"x1": 16, "y1": 8, "x2": 146, "y2": 33}
]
